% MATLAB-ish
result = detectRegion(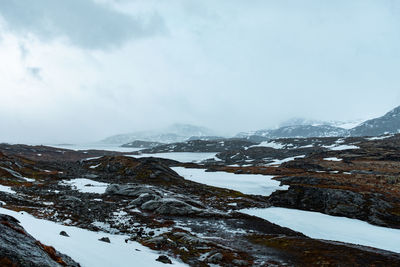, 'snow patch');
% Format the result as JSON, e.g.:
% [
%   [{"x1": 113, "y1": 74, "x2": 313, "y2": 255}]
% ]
[
  {"x1": 267, "y1": 155, "x2": 305, "y2": 166},
  {"x1": 241, "y1": 207, "x2": 400, "y2": 253},
  {"x1": 89, "y1": 163, "x2": 102, "y2": 169},
  {"x1": 253, "y1": 141, "x2": 284, "y2": 149},
  {"x1": 323, "y1": 157, "x2": 342, "y2": 161},
  {"x1": 60, "y1": 178, "x2": 109, "y2": 194},
  {"x1": 0, "y1": 184, "x2": 16, "y2": 194},
  {"x1": 323, "y1": 144, "x2": 359, "y2": 151},
  {"x1": 172, "y1": 167, "x2": 288, "y2": 196},
  {"x1": 366, "y1": 135, "x2": 393, "y2": 141}
]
